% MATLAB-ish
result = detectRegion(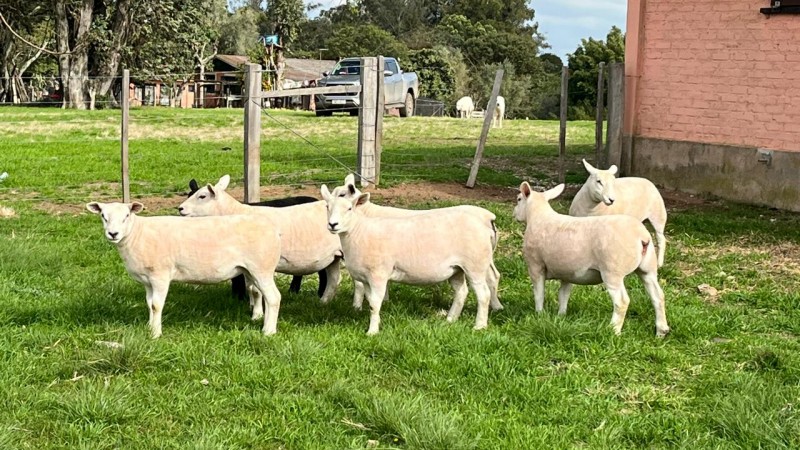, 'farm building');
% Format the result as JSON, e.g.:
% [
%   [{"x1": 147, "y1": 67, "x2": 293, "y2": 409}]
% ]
[{"x1": 623, "y1": 0, "x2": 800, "y2": 211}]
